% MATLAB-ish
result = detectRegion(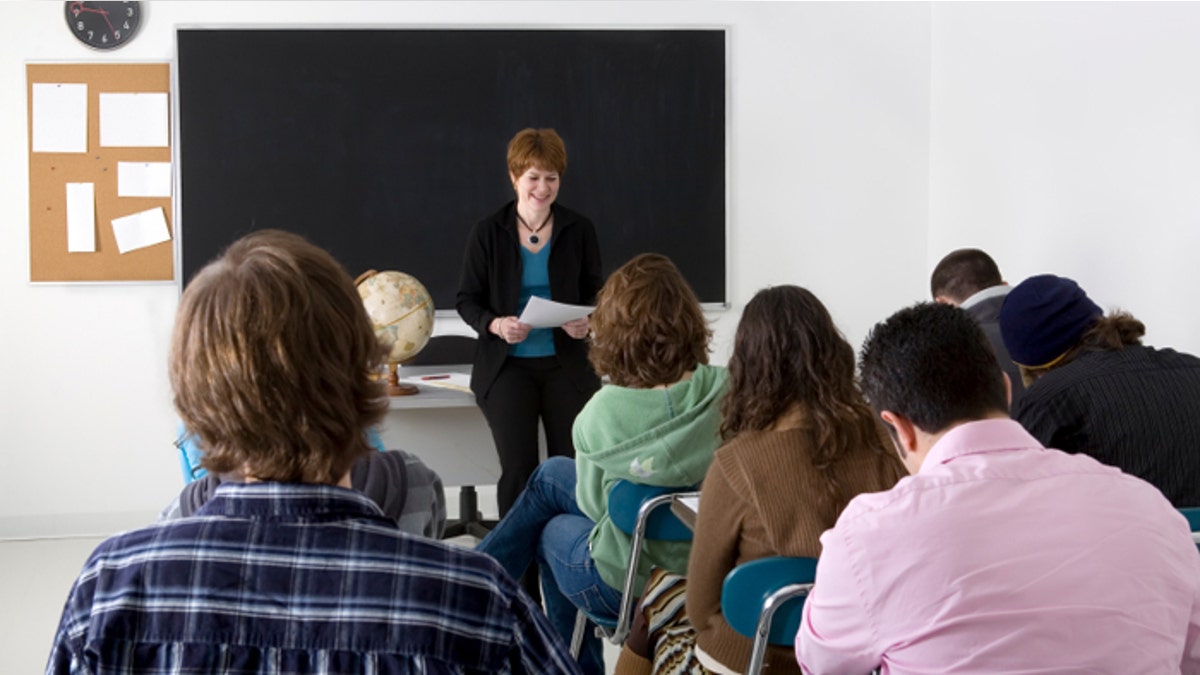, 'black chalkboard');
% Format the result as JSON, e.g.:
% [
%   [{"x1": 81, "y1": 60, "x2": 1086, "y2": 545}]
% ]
[{"x1": 177, "y1": 29, "x2": 726, "y2": 307}]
